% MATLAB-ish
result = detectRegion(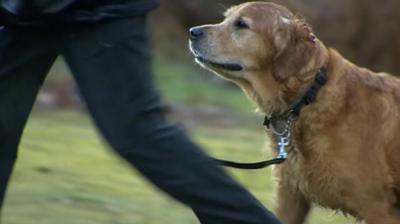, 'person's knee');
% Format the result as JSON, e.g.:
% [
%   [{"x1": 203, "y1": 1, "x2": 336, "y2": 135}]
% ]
[
  {"x1": 0, "y1": 145, "x2": 18, "y2": 161},
  {"x1": 0, "y1": 126, "x2": 22, "y2": 160},
  {"x1": 109, "y1": 120, "x2": 182, "y2": 153},
  {"x1": 98, "y1": 102, "x2": 175, "y2": 147}
]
